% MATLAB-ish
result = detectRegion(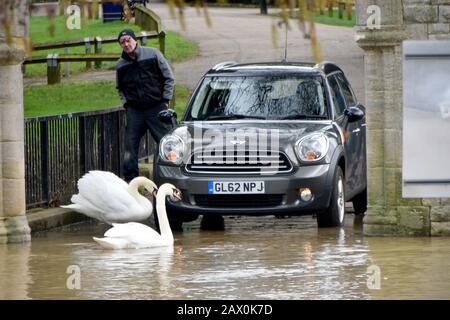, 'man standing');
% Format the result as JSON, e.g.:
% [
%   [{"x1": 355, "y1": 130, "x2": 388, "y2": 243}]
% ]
[{"x1": 116, "y1": 29, "x2": 174, "y2": 182}]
